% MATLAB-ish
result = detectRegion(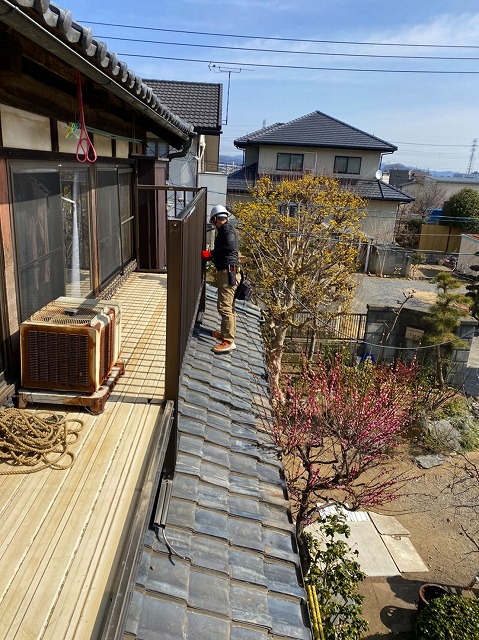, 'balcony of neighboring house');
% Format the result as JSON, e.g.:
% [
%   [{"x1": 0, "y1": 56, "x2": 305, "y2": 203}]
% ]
[{"x1": 0, "y1": 186, "x2": 206, "y2": 640}]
